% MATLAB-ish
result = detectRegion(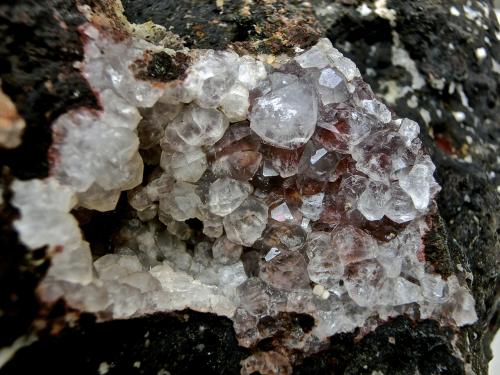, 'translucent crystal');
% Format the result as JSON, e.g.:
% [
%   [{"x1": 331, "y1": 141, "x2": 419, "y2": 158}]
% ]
[
  {"x1": 223, "y1": 197, "x2": 268, "y2": 246},
  {"x1": 315, "y1": 68, "x2": 349, "y2": 105},
  {"x1": 385, "y1": 183, "x2": 417, "y2": 223},
  {"x1": 159, "y1": 182, "x2": 202, "y2": 221},
  {"x1": 220, "y1": 84, "x2": 250, "y2": 122},
  {"x1": 250, "y1": 79, "x2": 318, "y2": 149},
  {"x1": 358, "y1": 181, "x2": 391, "y2": 221},
  {"x1": 307, "y1": 243, "x2": 344, "y2": 290},
  {"x1": 270, "y1": 202, "x2": 294, "y2": 222},
  {"x1": 237, "y1": 56, "x2": 267, "y2": 90},
  {"x1": 208, "y1": 177, "x2": 253, "y2": 216},
  {"x1": 185, "y1": 50, "x2": 239, "y2": 108},
  {"x1": 294, "y1": 38, "x2": 341, "y2": 69},
  {"x1": 270, "y1": 73, "x2": 299, "y2": 90},
  {"x1": 160, "y1": 147, "x2": 207, "y2": 183},
  {"x1": 399, "y1": 156, "x2": 439, "y2": 210},
  {"x1": 211, "y1": 151, "x2": 262, "y2": 181},
  {"x1": 237, "y1": 277, "x2": 269, "y2": 314},
  {"x1": 344, "y1": 260, "x2": 384, "y2": 307},
  {"x1": 332, "y1": 226, "x2": 377, "y2": 265},
  {"x1": 398, "y1": 118, "x2": 420, "y2": 146},
  {"x1": 212, "y1": 236, "x2": 243, "y2": 265},
  {"x1": 360, "y1": 99, "x2": 391, "y2": 123},
  {"x1": 378, "y1": 277, "x2": 422, "y2": 306},
  {"x1": 263, "y1": 146, "x2": 304, "y2": 178},
  {"x1": 260, "y1": 251, "x2": 310, "y2": 291},
  {"x1": 300, "y1": 192, "x2": 325, "y2": 221},
  {"x1": 164, "y1": 104, "x2": 229, "y2": 149}
]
